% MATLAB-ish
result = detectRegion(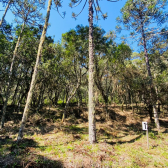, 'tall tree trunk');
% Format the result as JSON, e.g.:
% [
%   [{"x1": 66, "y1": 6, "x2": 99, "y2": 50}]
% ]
[
  {"x1": 88, "y1": 0, "x2": 96, "y2": 144},
  {"x1": 0, "y1": 0, "x2": 11, "y2": 27},
  {"x1": 17, "y1": 0, "x2": 52, "y2": 141},
  {"x1": 141, "y1": 18, "x2": 160, "y2": 129},
  {"x1": 0, "y1": 22, "x2": 25, "y2": 129}
]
